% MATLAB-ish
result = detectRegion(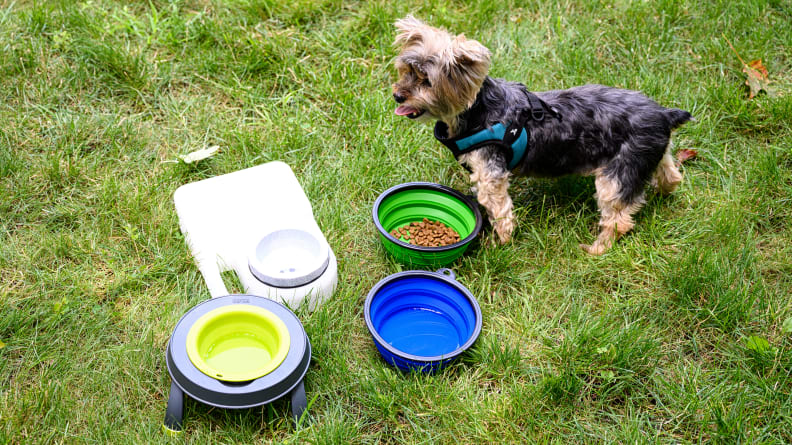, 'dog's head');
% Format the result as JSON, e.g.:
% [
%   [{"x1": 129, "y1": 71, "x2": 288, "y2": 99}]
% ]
[{"x1": 392, "y1": 16, "x2": 491, "y2": 123}]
